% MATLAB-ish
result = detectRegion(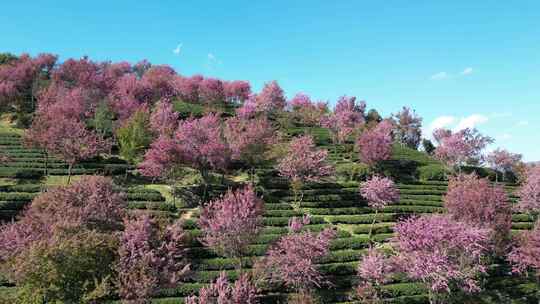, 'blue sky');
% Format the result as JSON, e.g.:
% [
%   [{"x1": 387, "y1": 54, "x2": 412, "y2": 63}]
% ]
[{"x1": 1, "y1": 1, "x2": 539, "y2": 160}]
